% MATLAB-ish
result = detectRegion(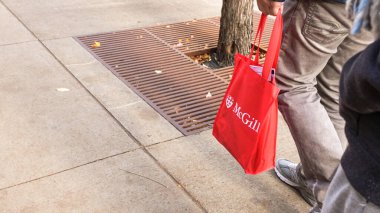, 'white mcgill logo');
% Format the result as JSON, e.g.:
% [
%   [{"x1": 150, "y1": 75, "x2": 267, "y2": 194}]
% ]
[
  {"x1": 226, "y1": 95, "x2": 261, "y2": 133},
  {"x1": 226, "y1": 95, "x2": 234, "y2": 109}
]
